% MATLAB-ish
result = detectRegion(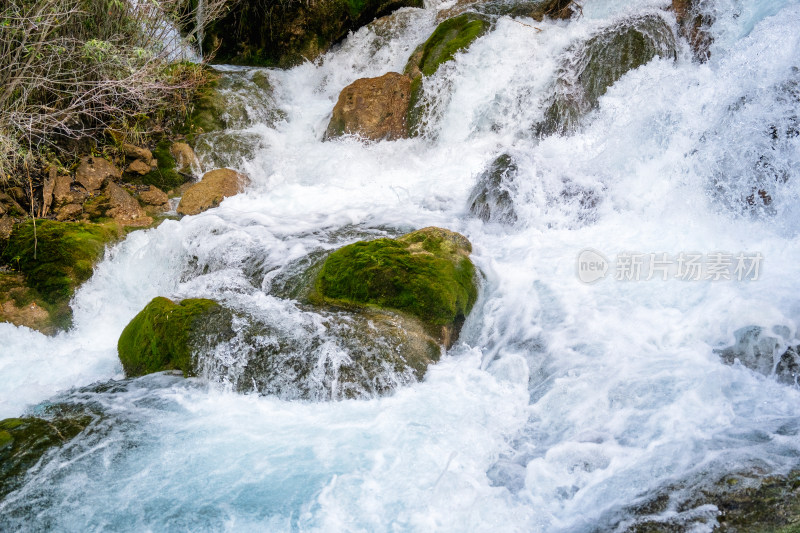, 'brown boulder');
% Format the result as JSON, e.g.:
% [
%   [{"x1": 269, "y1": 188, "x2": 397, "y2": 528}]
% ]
[
  {"x1": 75, "y1": 156, "x2": 121, "y2": 193},
  {"x1": 126, "y1": 159, "x2": 152, "y2": 175},
  {"x1": 122, "y1": 143, "x2": 153, "y2": 162},
  {"x1": 52, "y1": 175, "x2": 88, "y2": 208},
  {"x1": 55, "y1": 203, "x2": 83, "y2": 221},
  {"x1": 138, "y1": 186, "x2": 170, "y2": 209},
  {"x1": 177, "y1": 169, "x2": 250, "y2": 216},
  {"x1": 169, "y1": 142, "x2": 201, "y2": 175},
  {"x1": 325, "y1": 72, "x2": 412, "y2": 141},
  {"x1": 84, "y1": 182, "x2": 152, "y2": 226}
]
